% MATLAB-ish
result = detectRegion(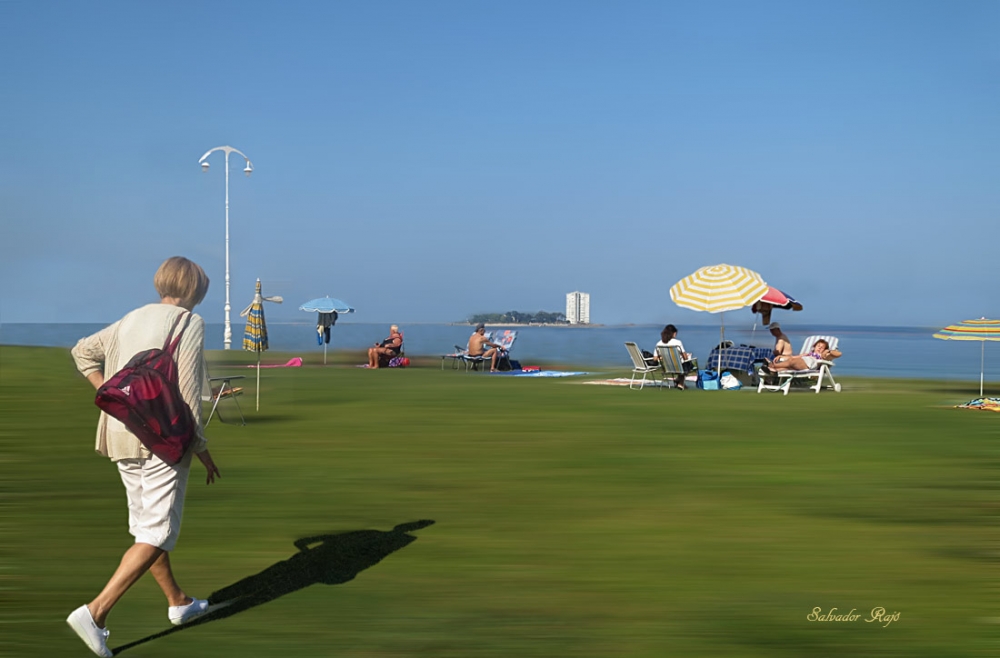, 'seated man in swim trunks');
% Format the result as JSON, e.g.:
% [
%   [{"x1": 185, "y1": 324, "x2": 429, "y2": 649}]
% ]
[
  {"x1": 367, "y1": 325, "x2": 403, "y2": 369},
  {"x1": 768, "y1": 338, "x2": 841, "y2": 372},
  {"x1": 468, "y1": 323, "x2": 504, "y2": 372},
  {"x1": 769, "y1": 322, "x2": 793, "y2": 360}
]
